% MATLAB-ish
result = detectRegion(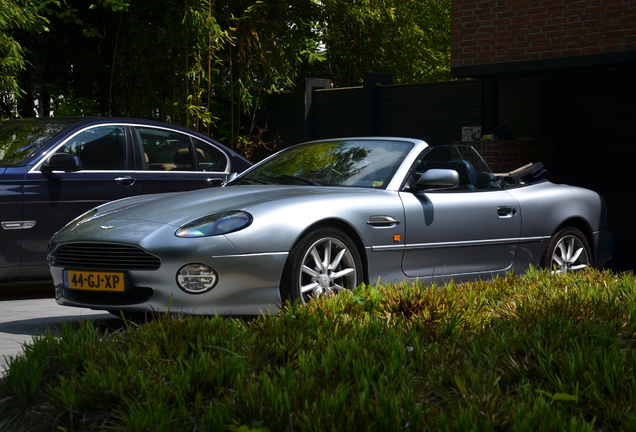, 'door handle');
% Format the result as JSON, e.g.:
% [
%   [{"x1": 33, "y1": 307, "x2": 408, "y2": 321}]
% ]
[
  {"x1": 367, "y1": 215, "x2": 401, "y2": 227},
  {"x1": 114, "y1": 176, "x2": 136, "y2": 186},
  {"x1": 497, "y1": 206, "x2": 517, "y2": 217}
]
